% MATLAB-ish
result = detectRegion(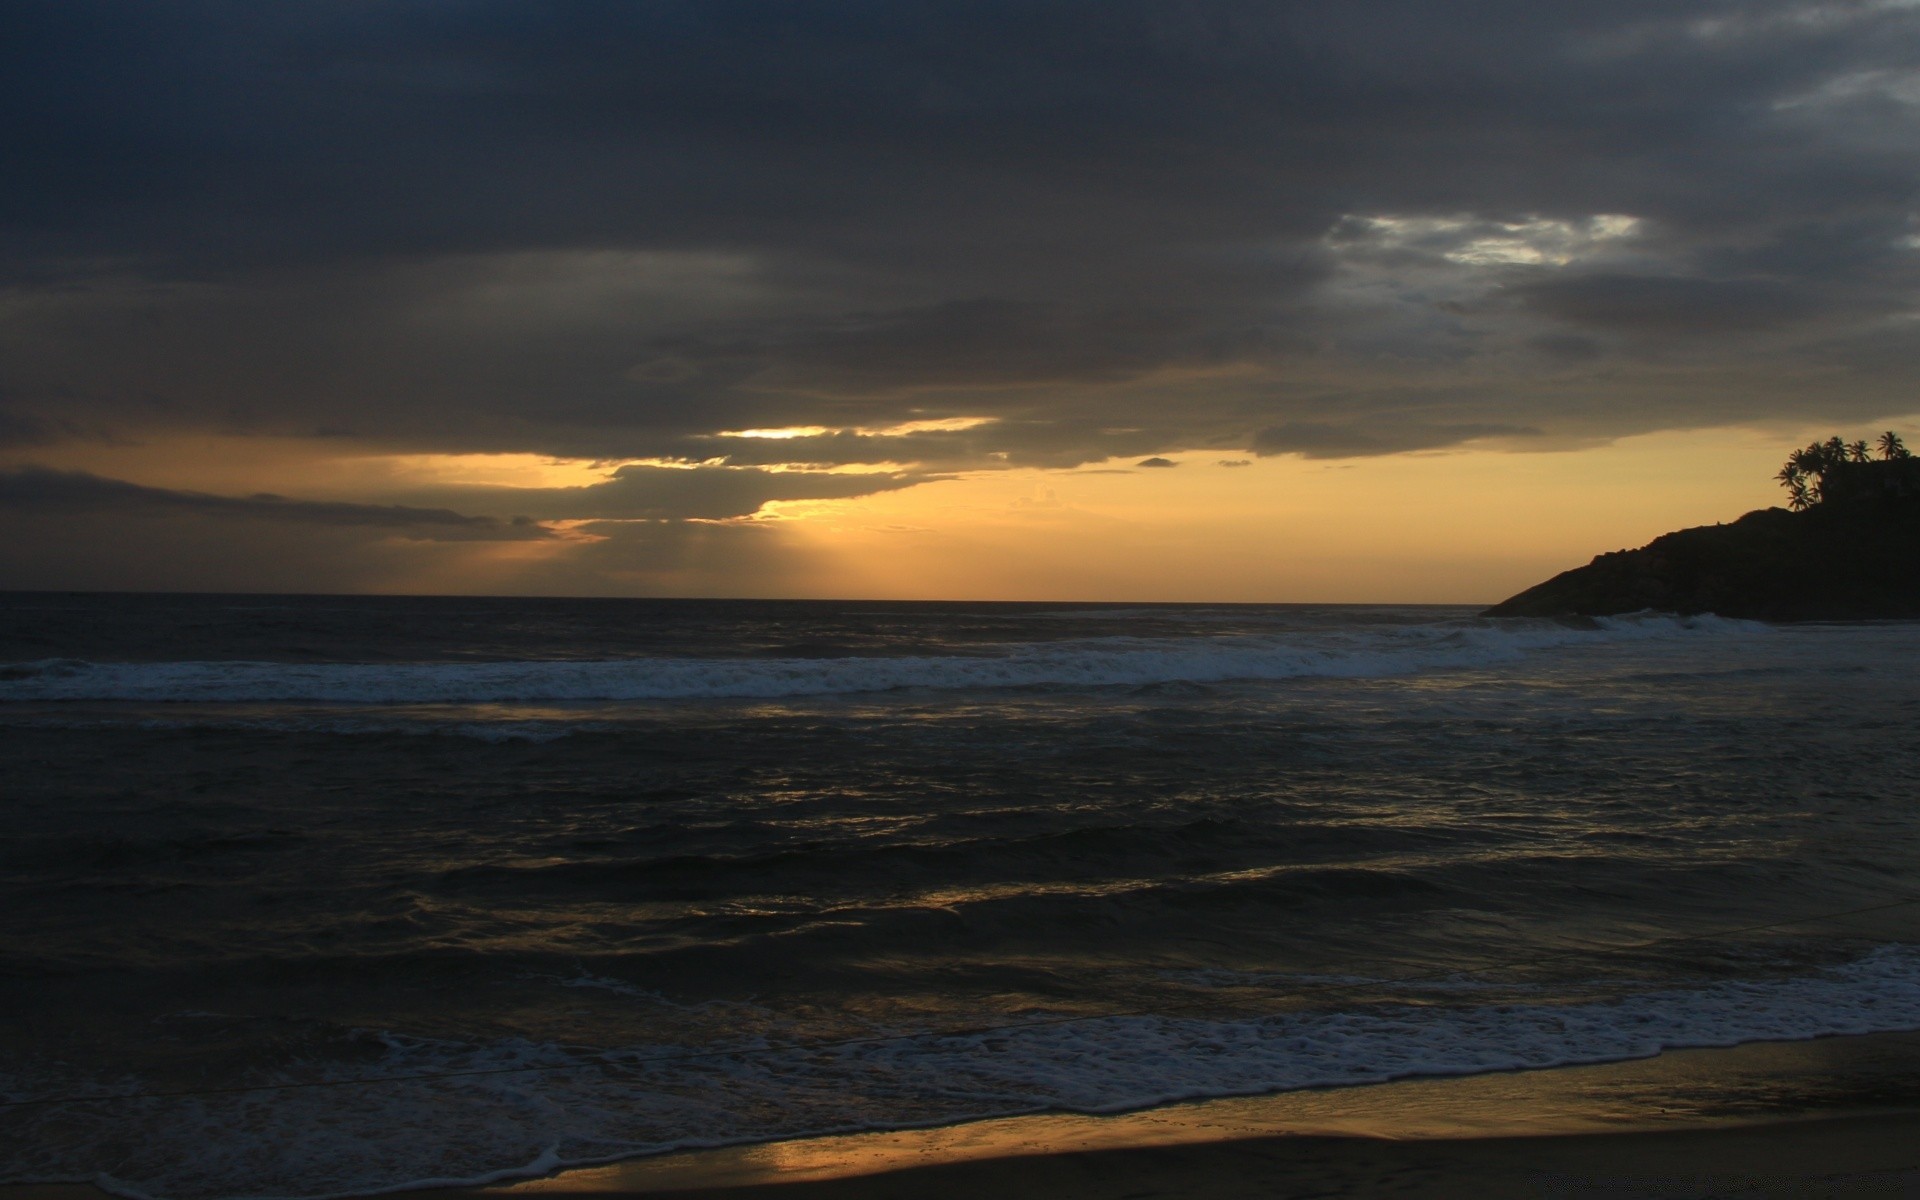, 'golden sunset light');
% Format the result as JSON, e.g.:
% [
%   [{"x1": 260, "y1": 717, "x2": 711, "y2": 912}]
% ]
[{"x1": 7, "y1": 6, "x2": 1920, "y2": 1200}]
